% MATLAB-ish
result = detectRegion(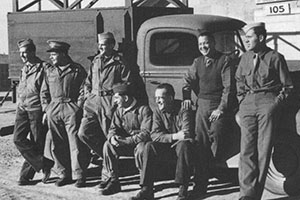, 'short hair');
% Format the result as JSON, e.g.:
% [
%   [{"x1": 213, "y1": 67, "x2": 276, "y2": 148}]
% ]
[
  {"x1": 156, "y1": 83, "x2": 175, "y2": 98},
  {"x1": 253, "y1": 26, "x2": 267, "y2": 40},
  {"x1": 198, "y1": 30, "x2": 215, "y2": 43}
]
